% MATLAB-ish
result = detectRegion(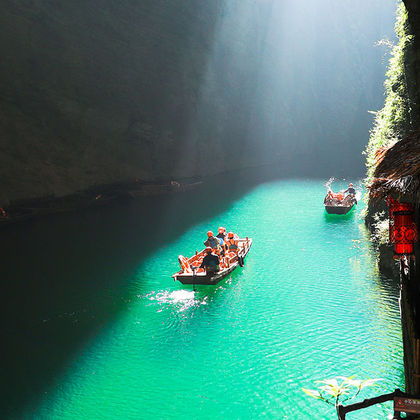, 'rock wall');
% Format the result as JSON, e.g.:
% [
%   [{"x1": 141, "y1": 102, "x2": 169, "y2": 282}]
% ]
[
  {"x1": 0, "y1": 0, "x2": 396, "y2": 205},
  {"x1": 366, "y1": 1, "x2": 420, "y2": 394},
  {"x1": 404, "y1": 0, "x2": 420, "y2": 128},
  {"x1": 0, "y1": 0, "x2": 228, "y2": 203}
]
